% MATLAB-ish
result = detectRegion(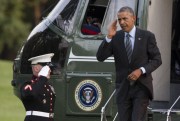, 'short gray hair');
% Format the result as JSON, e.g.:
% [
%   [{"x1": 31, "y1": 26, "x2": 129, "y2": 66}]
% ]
[{"x1": 118, "y1": 6, "x2": 135, "y2": 16}]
